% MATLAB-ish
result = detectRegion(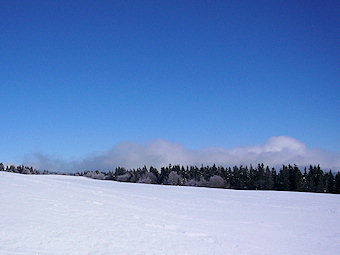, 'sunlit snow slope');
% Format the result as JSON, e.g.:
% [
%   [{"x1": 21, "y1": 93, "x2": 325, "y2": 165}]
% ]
[{"x1": 0, "y1": 172, "x2": 339, "y2": 255}]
